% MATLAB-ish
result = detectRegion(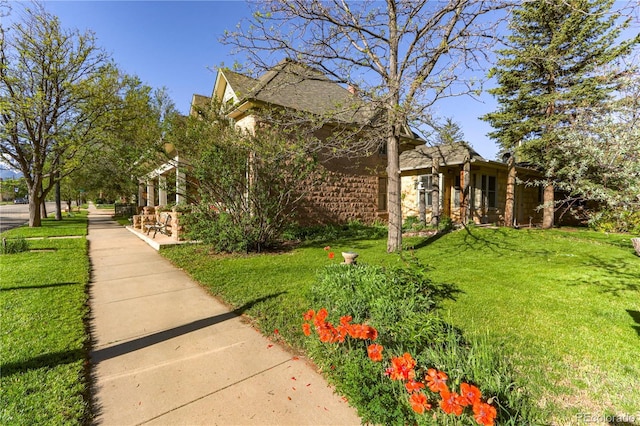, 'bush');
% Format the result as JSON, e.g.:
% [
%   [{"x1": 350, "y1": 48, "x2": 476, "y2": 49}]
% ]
[
  {"x1": 284, "y1": 221, "x2": 387, "y2": 243},
  {"x1": 589, "y1": 208, "x2": 640, "y2": 234},
  {"x1": 305, "y1": 261, "x2": 541, "y2": 425},
  {"x1": 183, "y1": 211, "x2": 269, "y2": 253},
  {"x1": 1, "y1": 237, "x2": 29, "y2": 254}
]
